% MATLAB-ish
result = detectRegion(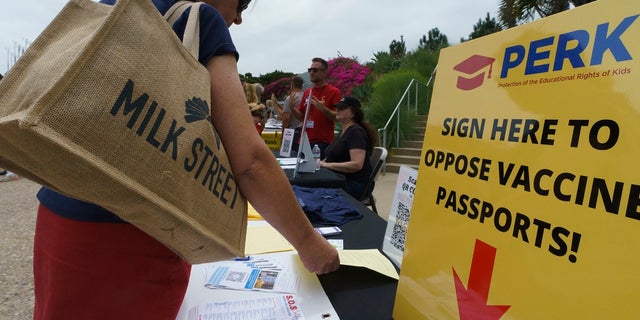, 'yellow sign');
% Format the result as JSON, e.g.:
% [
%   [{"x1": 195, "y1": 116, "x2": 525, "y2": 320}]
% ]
[
  {"x1": 261, "y1": 130, "x2": 283, "y2": 150},
  {"x1": 395, "y1": 1, "x2": 640, "y2": 319}
]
